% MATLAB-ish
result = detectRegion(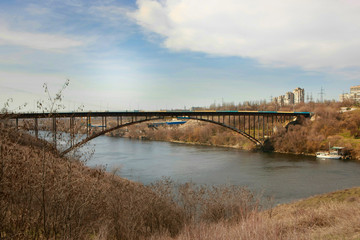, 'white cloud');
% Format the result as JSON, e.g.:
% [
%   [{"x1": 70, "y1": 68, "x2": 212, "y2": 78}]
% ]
[
  {"x1": 130, "y1": 0, "x2": 360, "y2": 72},
  {"x1": 0, "y1": 23, "x2": 84, "y2": 51}
]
